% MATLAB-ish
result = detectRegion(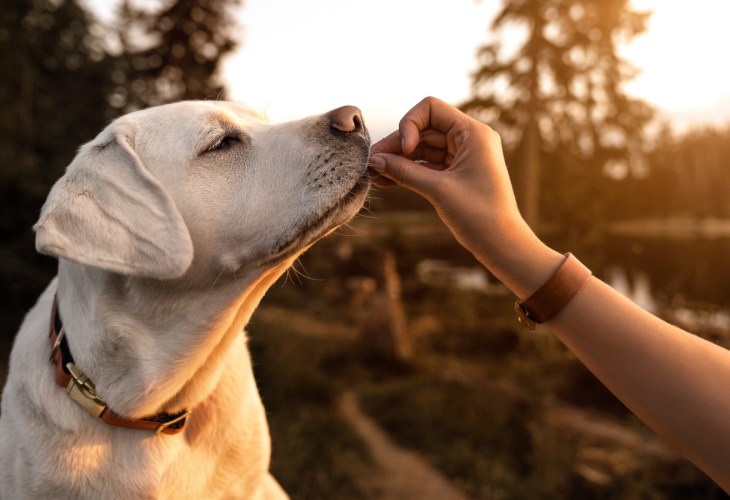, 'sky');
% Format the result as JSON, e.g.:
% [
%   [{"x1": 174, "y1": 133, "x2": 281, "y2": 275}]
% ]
[
  {"x1": 620, "y1": 0, "x2": 730, "y2": 130},
  {"x1": 89, "y1": 0, "x2": 730, "y2": 140}
]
